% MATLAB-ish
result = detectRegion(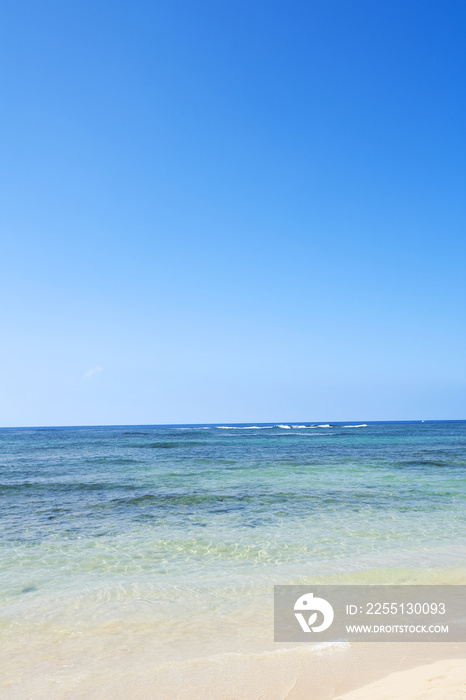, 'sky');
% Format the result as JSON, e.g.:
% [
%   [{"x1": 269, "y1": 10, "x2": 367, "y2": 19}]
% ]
[{"x1": 1, "y1": 0, "x2": 465, "y2": 426}]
